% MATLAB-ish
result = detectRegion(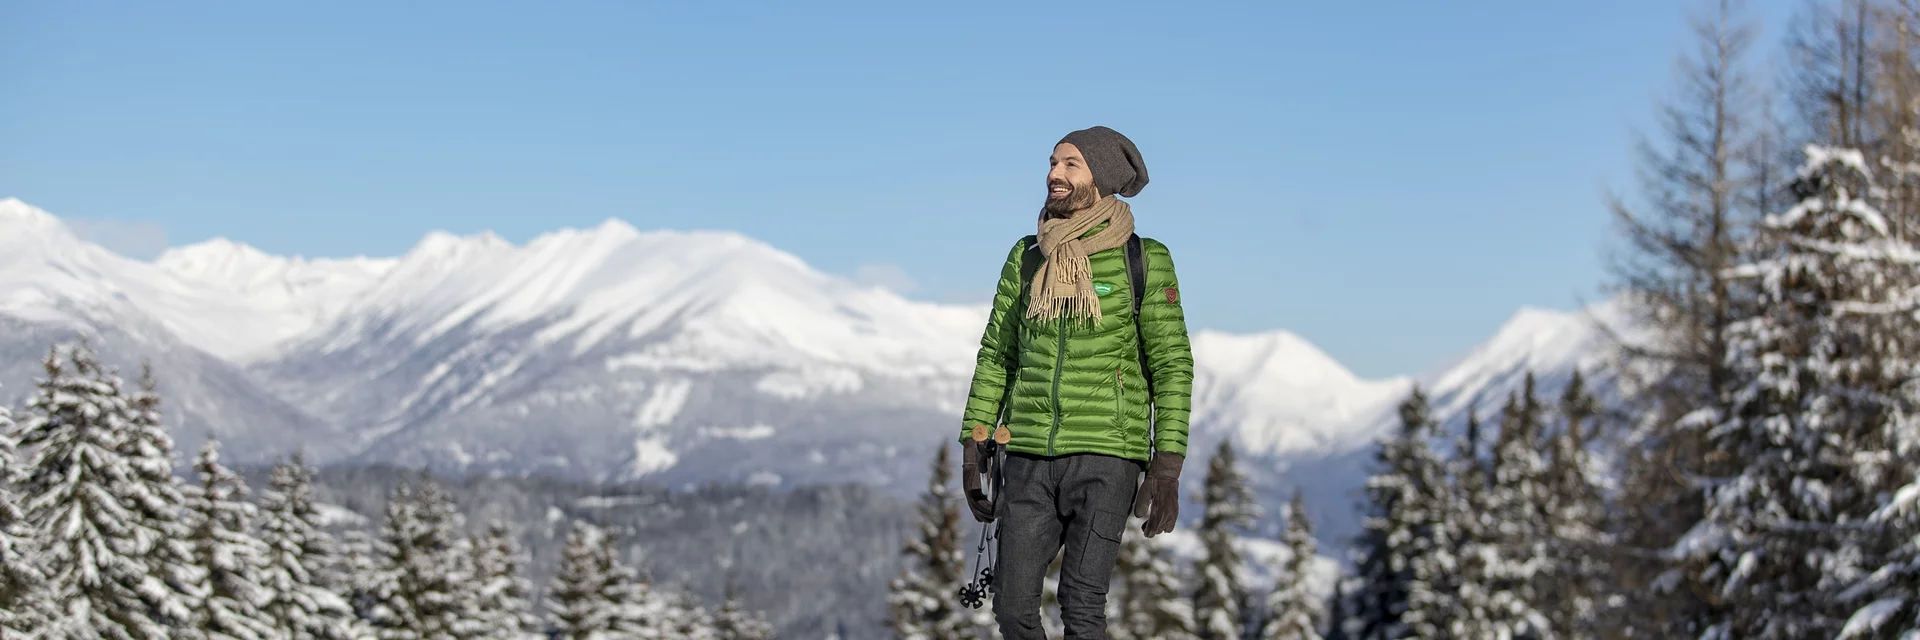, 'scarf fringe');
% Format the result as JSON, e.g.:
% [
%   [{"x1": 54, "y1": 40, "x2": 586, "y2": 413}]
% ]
[{"x1": 1025, "y1": 196, "x2": 1134, "y2": 326}]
